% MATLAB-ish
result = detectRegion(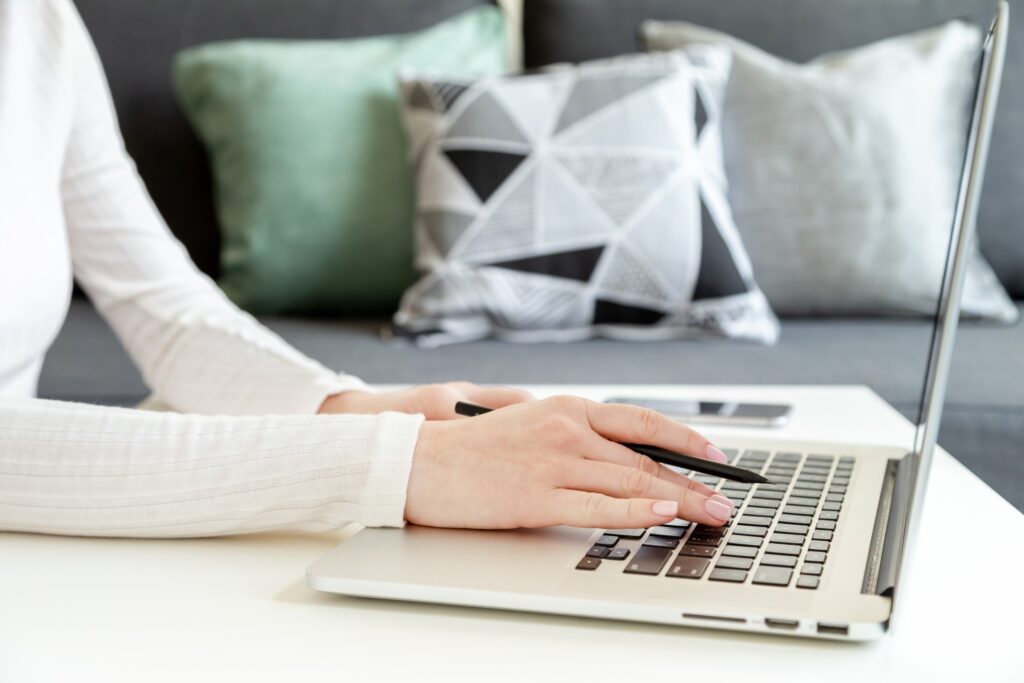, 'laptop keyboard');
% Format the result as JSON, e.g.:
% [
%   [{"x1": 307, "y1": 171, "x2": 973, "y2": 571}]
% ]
[{"x1": 575, "y1": 450, "x2": 855, "y2": 589}]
